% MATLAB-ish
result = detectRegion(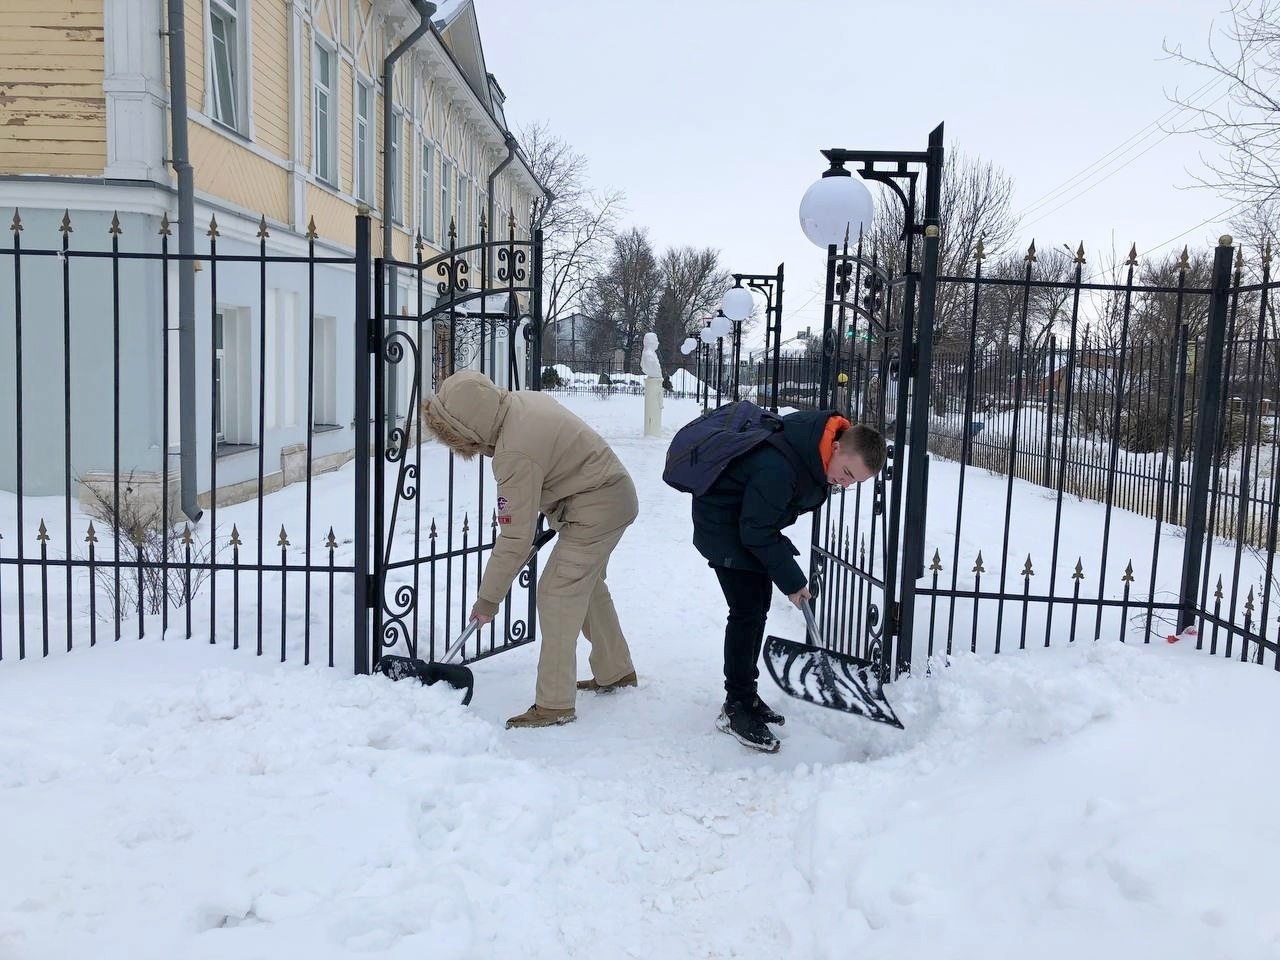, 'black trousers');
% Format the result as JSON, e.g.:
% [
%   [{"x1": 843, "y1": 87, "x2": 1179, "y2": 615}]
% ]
[{"x1": 712, "y1": 566, "x2": 773, "y2": 705}]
